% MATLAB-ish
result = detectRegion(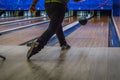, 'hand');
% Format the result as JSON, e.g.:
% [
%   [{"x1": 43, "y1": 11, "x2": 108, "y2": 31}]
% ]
[{"x1": 30, "y1": 5, "x2": 36, "y2": 12}]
